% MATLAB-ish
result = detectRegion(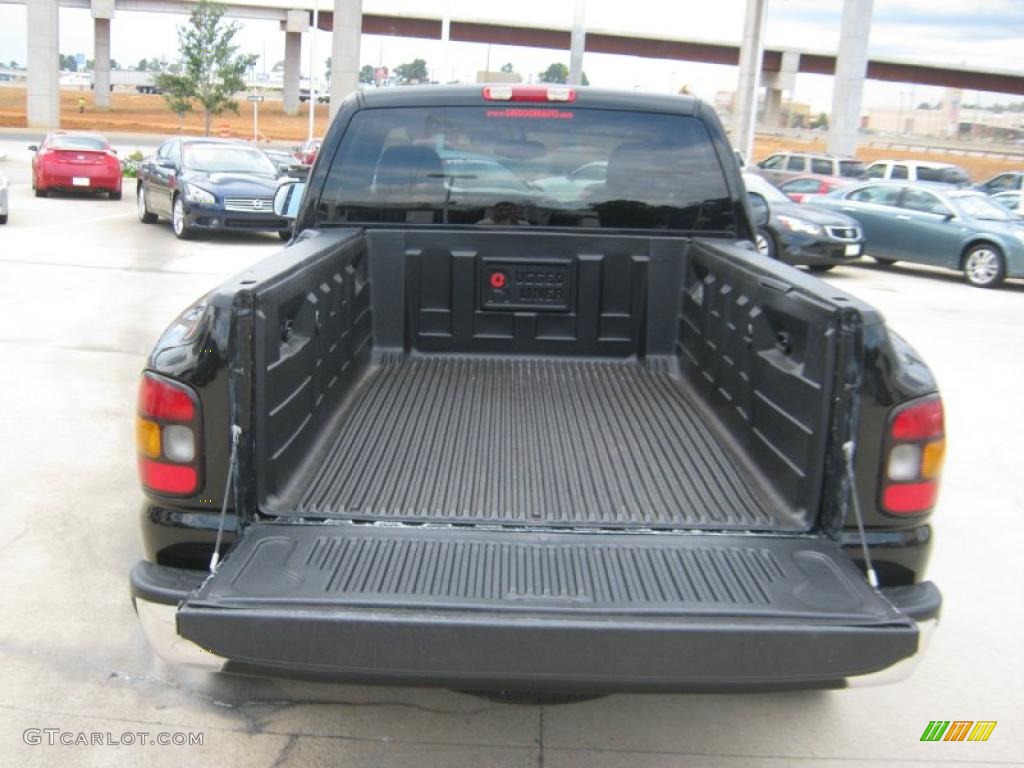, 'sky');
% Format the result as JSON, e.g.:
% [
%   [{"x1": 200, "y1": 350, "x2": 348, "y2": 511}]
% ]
[{"x1": 0, "y1": 0, "x2": 1021, "y2": 112}]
